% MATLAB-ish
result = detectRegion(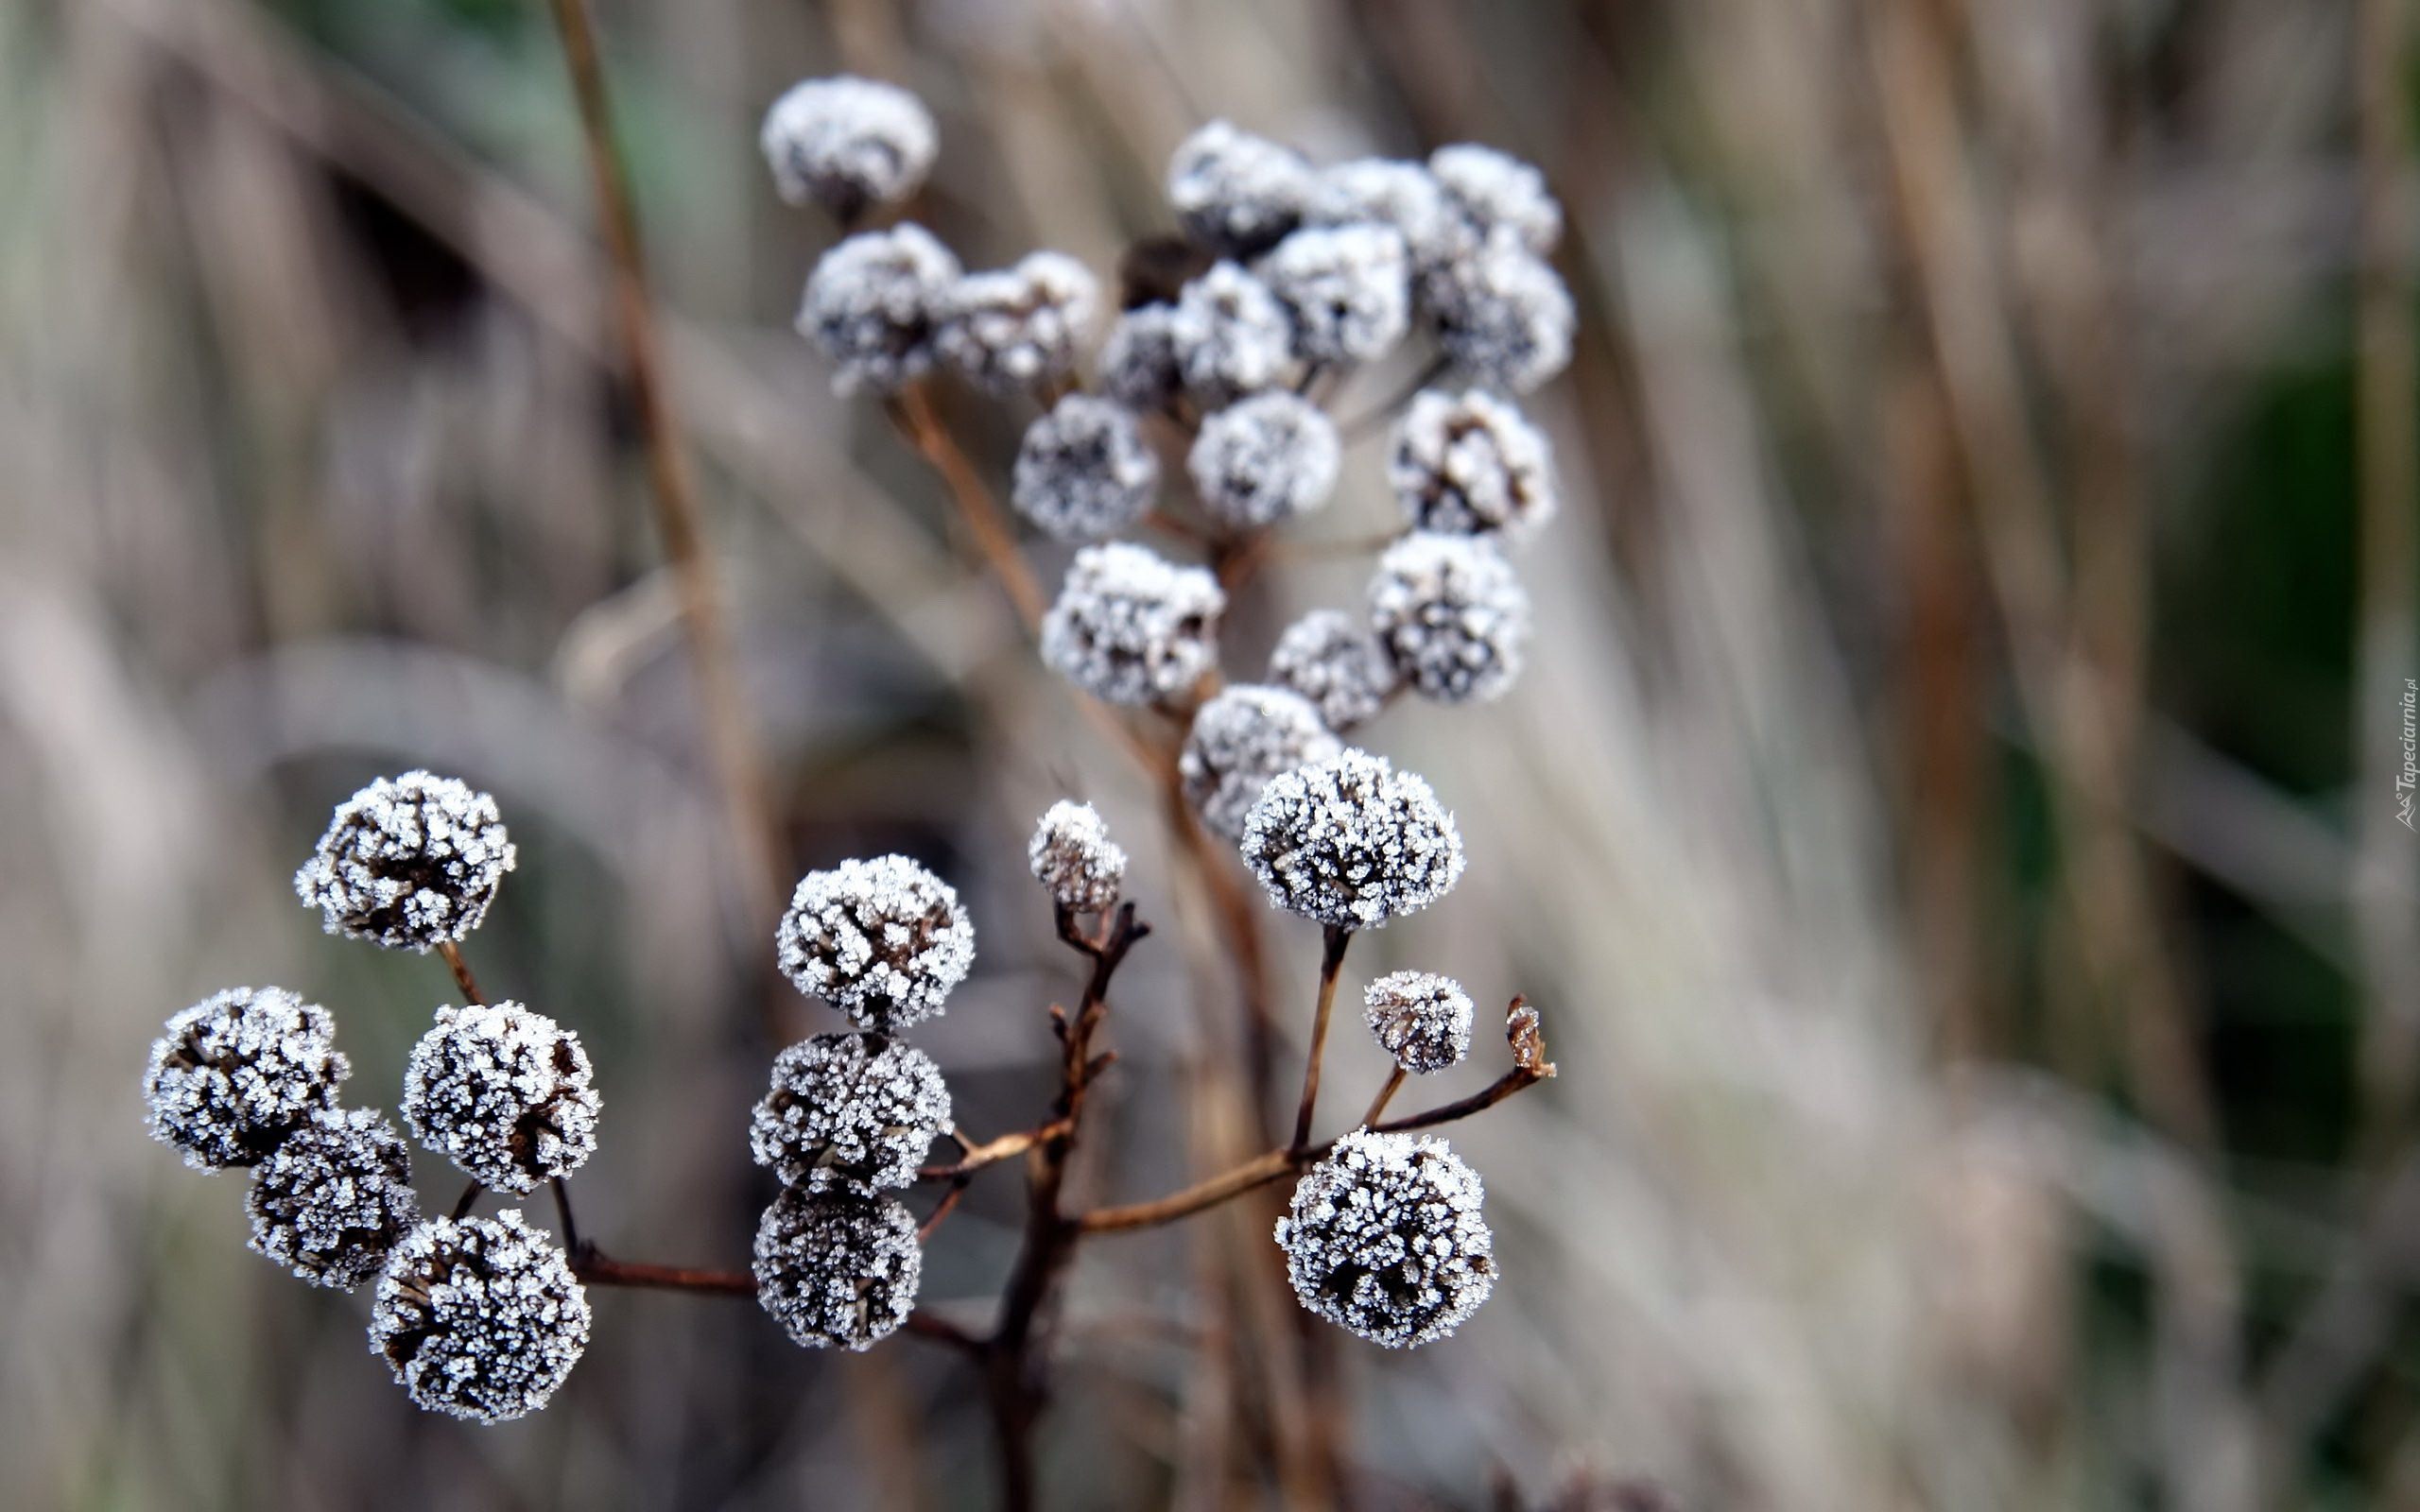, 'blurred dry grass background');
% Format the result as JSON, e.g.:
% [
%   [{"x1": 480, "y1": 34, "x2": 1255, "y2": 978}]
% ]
[{"x1": 2, "y1": 0, "x2": 2415, "y2": 1507}]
